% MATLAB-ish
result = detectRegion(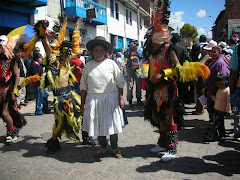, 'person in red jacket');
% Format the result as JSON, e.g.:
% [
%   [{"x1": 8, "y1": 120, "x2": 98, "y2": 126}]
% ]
[{"x1": 69, "y1": 54, "x2": 96, "y2": 146}]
